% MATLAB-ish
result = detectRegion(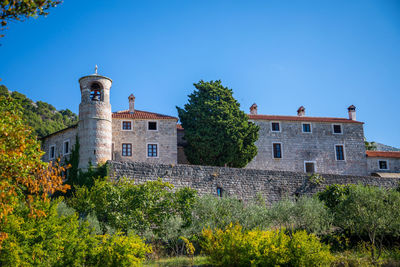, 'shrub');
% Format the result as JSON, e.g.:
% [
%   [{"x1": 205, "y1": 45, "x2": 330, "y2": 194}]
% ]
[
  {"x1": 67, "y1": 179, "x2": 197, "y2": 236},
  {"x1": 288, "y1": 230, "x2": 333, "y2": 266},
  {"x1": 269, "y1": 196, "x2": 332, "y2": 235},
  {"x1": 334, "y1": 185, "x2": 400, "y2": 263},
  {"x1": 190, "y1": 195, "x2": 269, "y2": 235},
  {"x1": 317, "y1": 184, "x2": 354, "y2": 210},
  {"x1": 0, "y1": 200, "x2": 96, "y2": 266},
  {"x1": 201, "y1": 224, "x2": 333, "y2": 267},
  {"x1": 88, "y1": 232, "x2": 152, "y2": 267}
]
